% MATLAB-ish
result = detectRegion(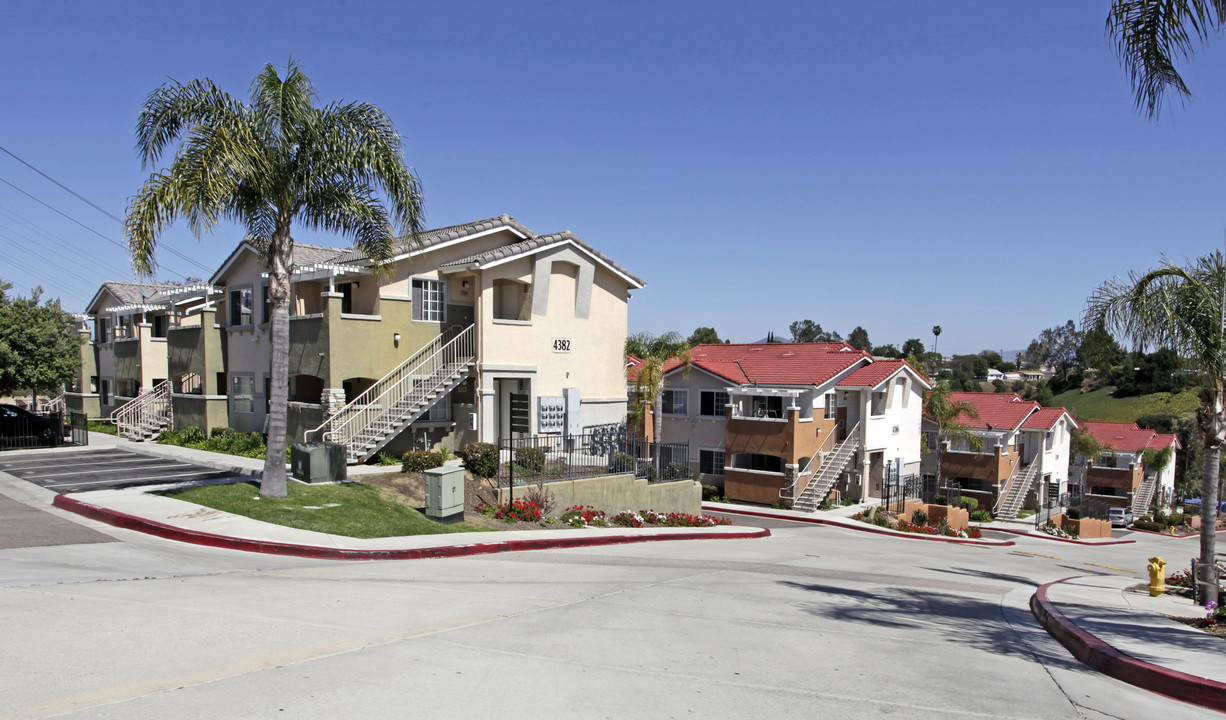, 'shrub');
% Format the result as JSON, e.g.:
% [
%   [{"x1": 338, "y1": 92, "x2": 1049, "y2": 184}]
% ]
[
  {"x1": 523, "y1": 482, "x2": 557, "y2": 516},
  {"x1": 210, "y1": 427, "x2": 235, "y2": 439},
  {"x1": 1169, "y1": 512, "x2": 1186, "y2": 526},
  {"x1": 180, "y1": 426, "x2": 206, "y2": 444},
  {"x1": 607, "y1": 452, "x2": 633, "y2": 474},
  {"x1": 373, "y1": 452, "x2": 399, "y2": 466},
  {"x1": 514, "y1": 446, "x2": 546, "y2": 474},
  {"x1": 401, "y1": 449, "x2": 446, "y2": 474},
  {"x1": 1133, "y1": 518, "x2": 1164, "y2": 532},
  {"x1": 458, "y1": 442, "x2": 499, "y2": 479},
  {"x1": 561, "y1": 505, "x2": 606, "y2": 527},
  {"x1": 478, "y1": 499, "x2": 542, "y2": 523},
  {"x1": 957, "y1": 496, "x2": 979, "y2": 512},
  {"x1": 969, "y1": 509, "x2": 993, "y2": 523},
  {"x1": 911, "y1": 509, "x2": 929, "y2": 527},
  {"x1": 611, "y1": 511, "x2": 643, "y2": 528}
]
